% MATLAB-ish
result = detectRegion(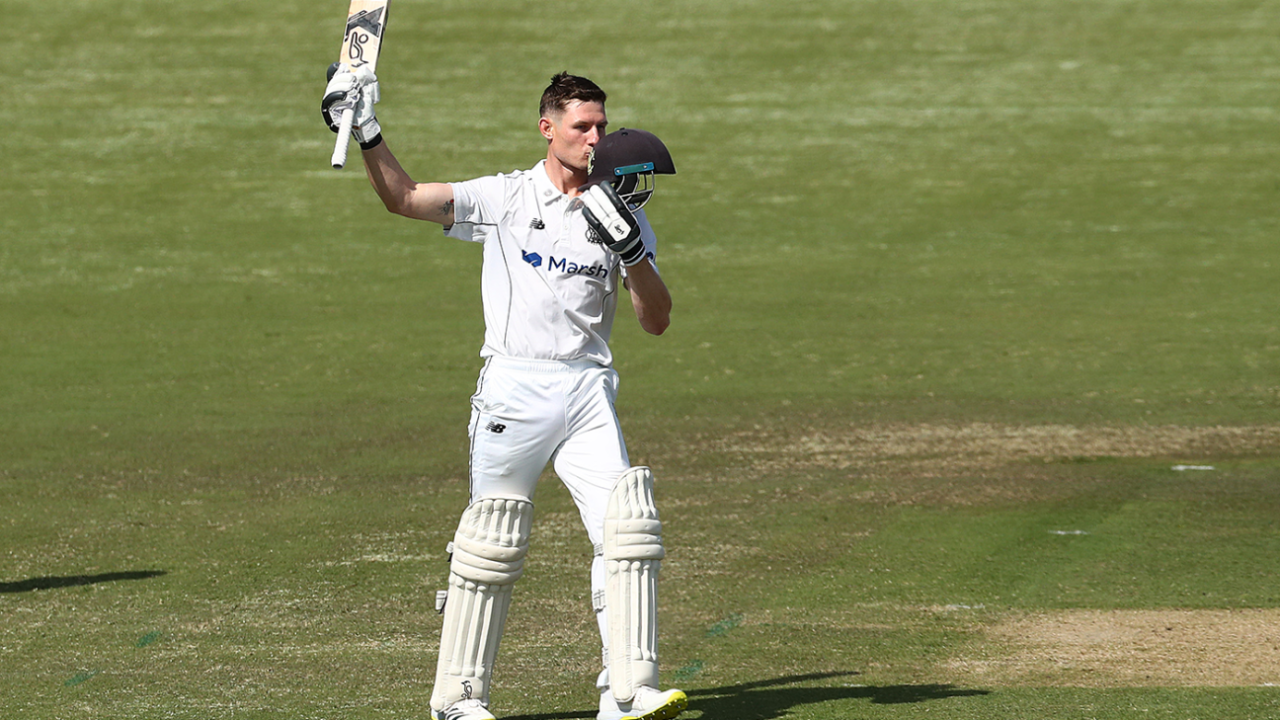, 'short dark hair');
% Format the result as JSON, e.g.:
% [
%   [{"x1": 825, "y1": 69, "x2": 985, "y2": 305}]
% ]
[{"x1": 539, "y1": 72, "x2": 607, "y2": 118}]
